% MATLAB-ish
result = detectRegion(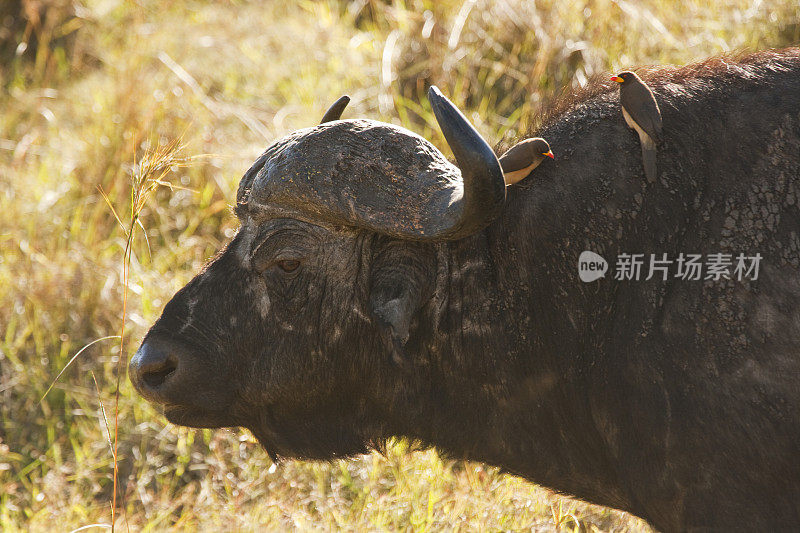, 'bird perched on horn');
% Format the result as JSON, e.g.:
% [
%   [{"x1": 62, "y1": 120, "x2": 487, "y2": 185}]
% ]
[
  {"x1": 611, "y1": 71, "x2": 662, "y2": 183},
  {"x1": 498, "y1": 137, "x2": 554, "y2": 186}
]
